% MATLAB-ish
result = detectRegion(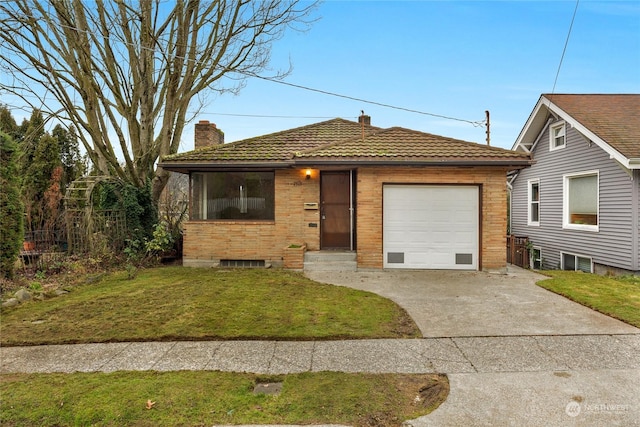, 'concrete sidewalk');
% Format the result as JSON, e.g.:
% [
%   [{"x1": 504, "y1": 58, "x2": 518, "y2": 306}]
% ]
[
  {"x1": 2, "y1": 335, "x2": 640, "y2": 426},
  {"x1": 2, "y1": 335, "x2": 639, "y2": 375}
]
